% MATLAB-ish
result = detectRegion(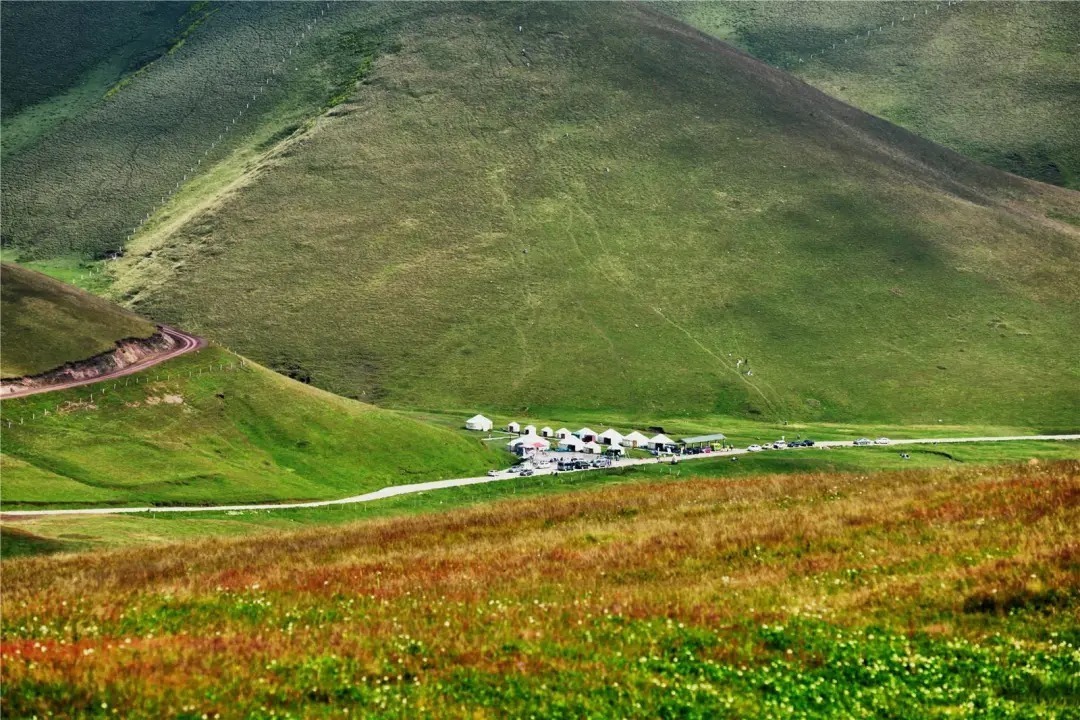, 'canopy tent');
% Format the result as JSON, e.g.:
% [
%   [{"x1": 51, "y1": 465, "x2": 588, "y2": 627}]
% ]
[
  {"x1": 621, "y1": 431, "x2": 650, "y2": 447},
  {"x1": 582, "y1": 440, "x2": 603, "y2": 454},
  {"x1": 465, "y1": 414, "x2": 493, "y2": 432},
  {"x1": 539, "y1": 427, "x2": 554, "y2": 437},
  {"x1": 682, "y1": 433, "x2": 726, "y2": 448},
  {"x1": 508, "y1": 434, "x2": 550, "y2": 451},
  {"x1": 576, "y1": 427, "x2": 598, "y2": 442},
  {"x1": 647, "y1": 433, "x2": 676, "y2": 449},
  {"x1": 598, "y1": 429, "x2": 624, "y2": 446}
]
